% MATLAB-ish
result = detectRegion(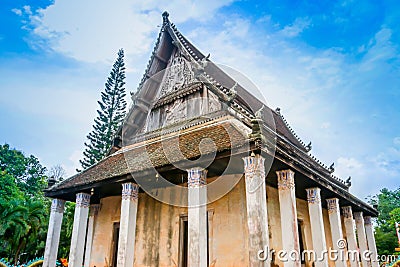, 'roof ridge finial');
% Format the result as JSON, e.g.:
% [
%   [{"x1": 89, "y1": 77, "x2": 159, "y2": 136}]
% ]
[{"x1": 162, "y1": 11, "x2": 170, "y2": 25}]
